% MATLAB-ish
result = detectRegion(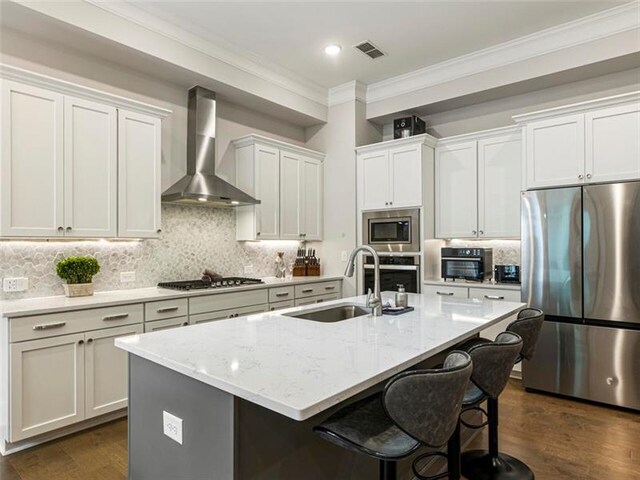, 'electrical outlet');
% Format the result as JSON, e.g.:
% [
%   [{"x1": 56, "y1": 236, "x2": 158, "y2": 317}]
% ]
[
  {"x1": 120, "y1": 271, "x2": 136, "y2": 283},
  {"x1": 341, "y1": 251, "x2": 348, "y2": 262},
  {"x1": 163, "y1": 411, "x2": 183, "y2": 445},
  {"x1": 3, "y1": 277, "x2": 28, "y2": 292},
  {"x1": 244, "y1": 265, "x2": 254, "y2": 275}
]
